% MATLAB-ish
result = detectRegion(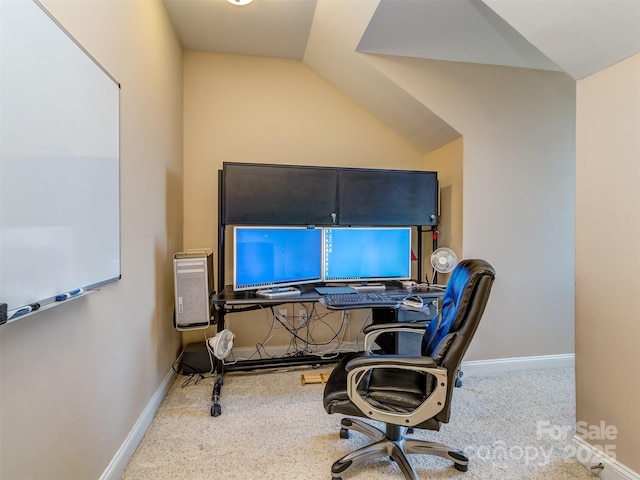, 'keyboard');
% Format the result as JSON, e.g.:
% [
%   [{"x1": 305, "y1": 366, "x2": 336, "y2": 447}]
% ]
[{"x1": 320, "y1": 292, "x2": 400, "y2": 310}]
